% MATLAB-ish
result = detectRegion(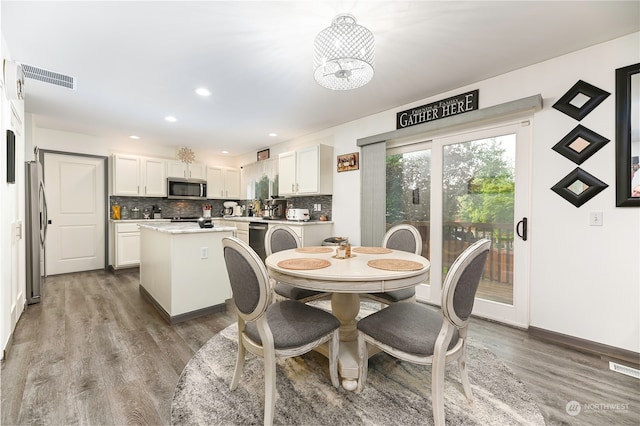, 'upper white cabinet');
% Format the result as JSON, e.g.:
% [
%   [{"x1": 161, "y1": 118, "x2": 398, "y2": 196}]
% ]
[
  {"x1": 278, "y1": 145, "x2": 333, "y2": 196},
  {"x1": 141, "y1": 157, "x2": 167, "y2": 196},
  {"x1": 113, "y1": 154, "x2": 140, "y2": 196},
  {"x1": 206, "y1": 166, "x2": 240, "y2": 199},
  {"x1": 112, "y1": 154, "x2": 167, "y2": 197},
  {"x1": 167, "y1": 161, "x2": 206, "y2": 180}
]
